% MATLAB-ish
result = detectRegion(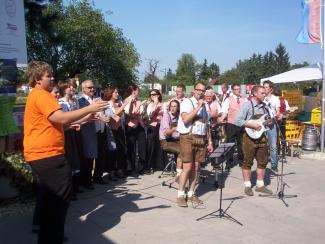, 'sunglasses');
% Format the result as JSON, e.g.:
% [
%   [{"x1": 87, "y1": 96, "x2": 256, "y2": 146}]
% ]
[
  {"x1": 150, "y1": 93, "x2": 158, "y2": 96},
  {"x1": 195, "y1": 88, "x2": 205, "y2": 93},
  {"x1": 86, "y1": 86, "x2": 94, "y2": 89}
]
